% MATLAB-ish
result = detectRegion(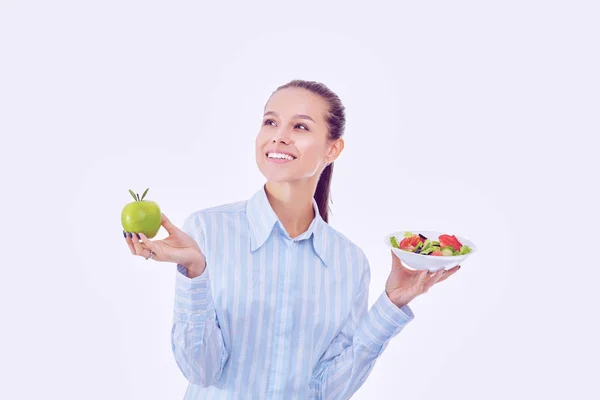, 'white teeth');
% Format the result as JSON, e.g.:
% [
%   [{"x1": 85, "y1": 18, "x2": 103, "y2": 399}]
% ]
[{"x1": 267, "y1": 152, "x2": 294, "y2": 160}]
